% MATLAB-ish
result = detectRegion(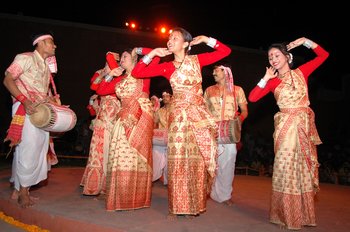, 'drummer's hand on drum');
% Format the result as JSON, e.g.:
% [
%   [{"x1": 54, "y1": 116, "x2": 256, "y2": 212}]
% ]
[{"x1": 22, "y1": 99, "x2": 36, "y2": 115}]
